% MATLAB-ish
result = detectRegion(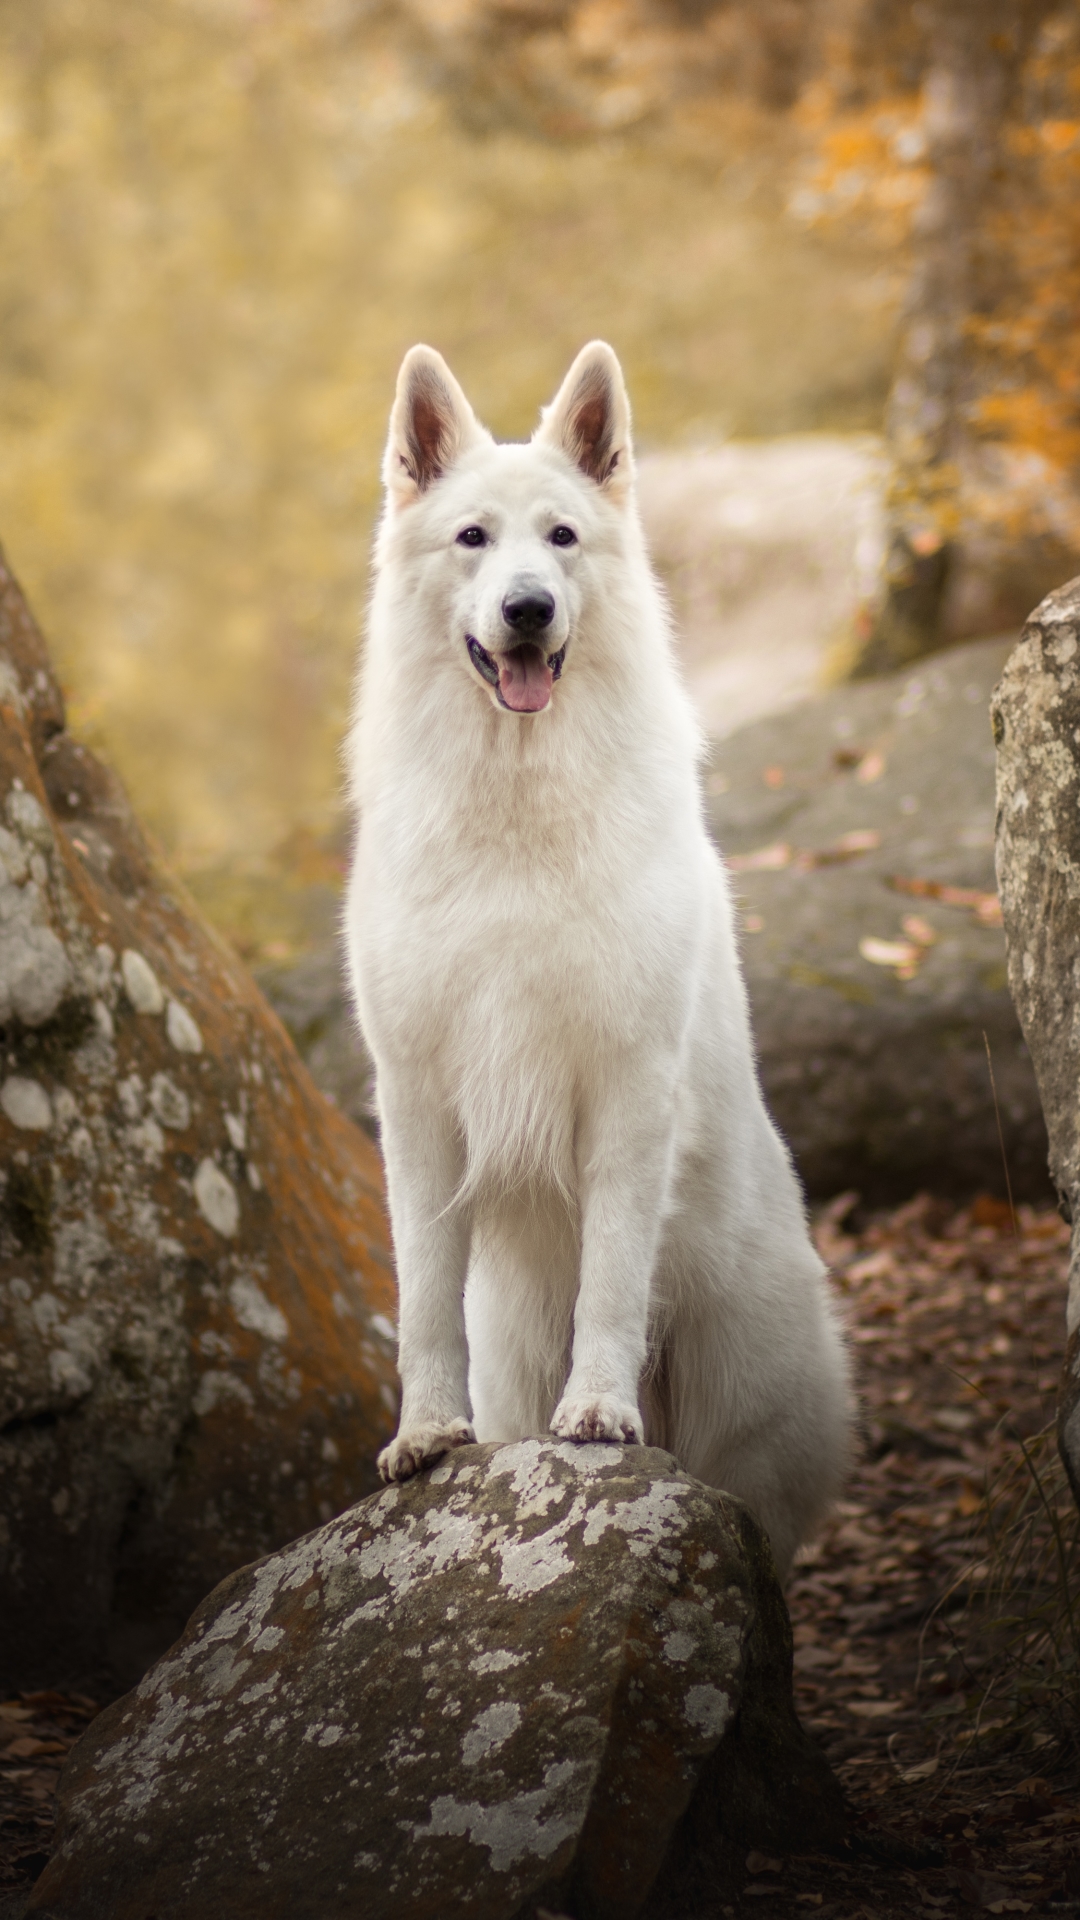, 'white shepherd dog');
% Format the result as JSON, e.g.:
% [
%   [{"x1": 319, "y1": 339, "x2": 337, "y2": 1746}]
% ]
[{"x1": 345, "y1": 341, "x2": 852, "y2": 1577}]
